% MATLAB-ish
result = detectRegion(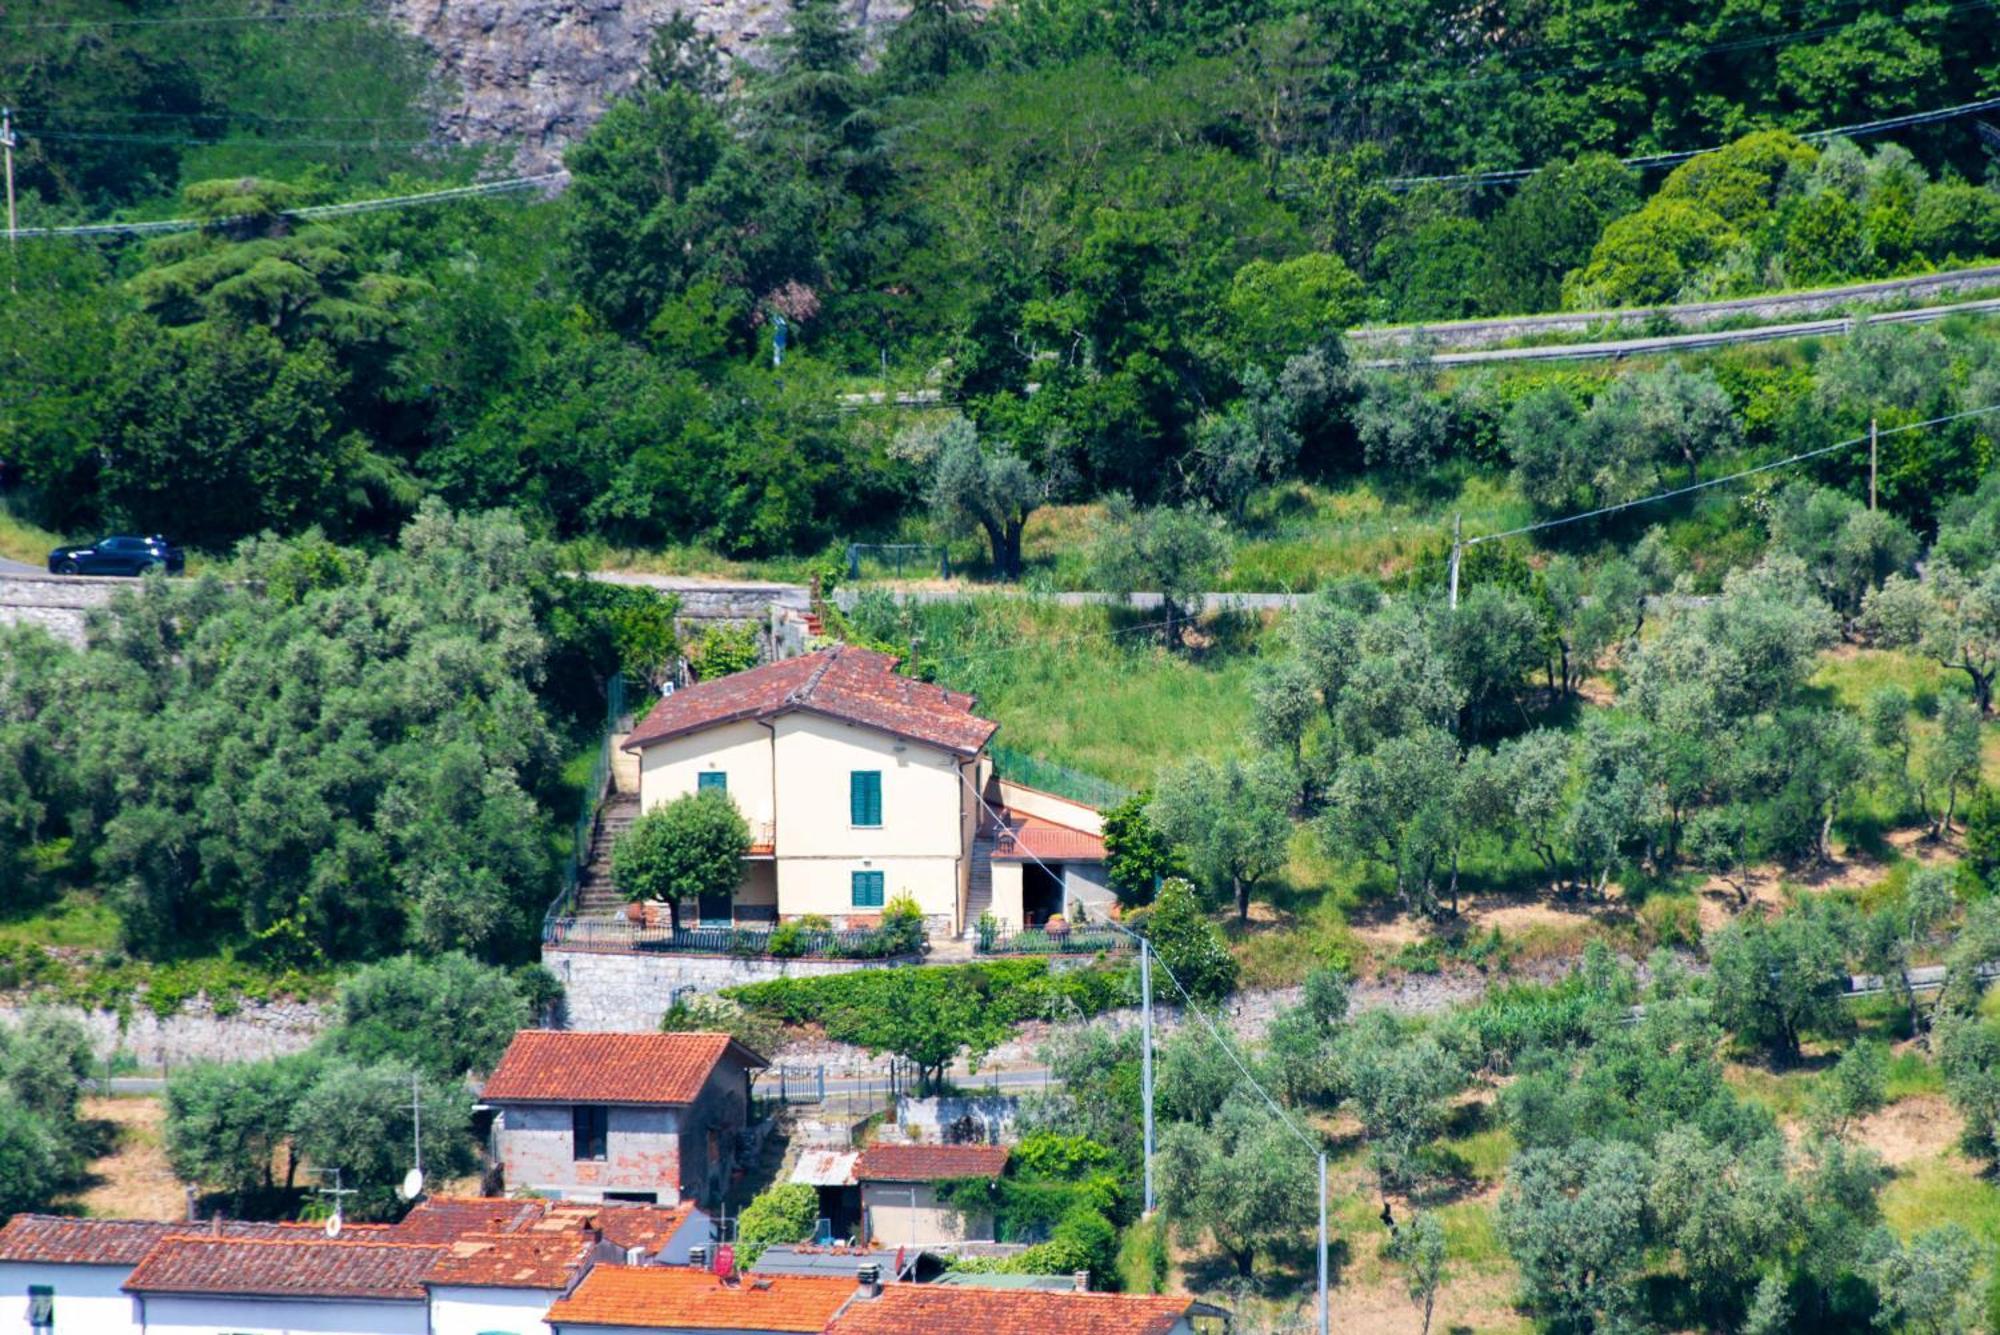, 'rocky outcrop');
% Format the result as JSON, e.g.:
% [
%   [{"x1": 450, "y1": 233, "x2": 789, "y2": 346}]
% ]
[{"x1": 385, "y1": 0, "x2": 916, "y2": 172}]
